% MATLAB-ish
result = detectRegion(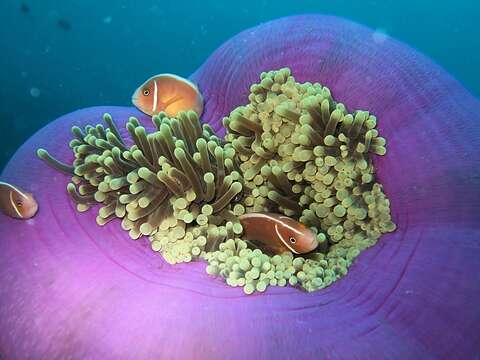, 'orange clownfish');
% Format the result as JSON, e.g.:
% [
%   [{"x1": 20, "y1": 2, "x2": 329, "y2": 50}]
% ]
[
  {"x1": 132, "y1": 74, "x2": 203, "y2": 117},
  {"x1": 239, "y1": 212, "x2": 319, "y2": 255},
  {"x1": 0, "y1": 181, "x2": 38, "y2": 219}
]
